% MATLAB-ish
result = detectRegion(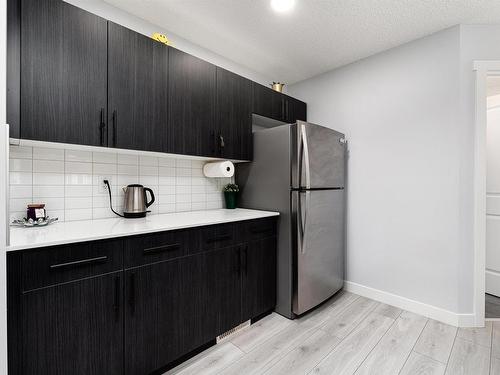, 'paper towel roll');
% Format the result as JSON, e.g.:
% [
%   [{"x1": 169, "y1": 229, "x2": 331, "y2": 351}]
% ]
[{"x1": 203, "y1": 161, "x2": 234, "y2": 178}]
